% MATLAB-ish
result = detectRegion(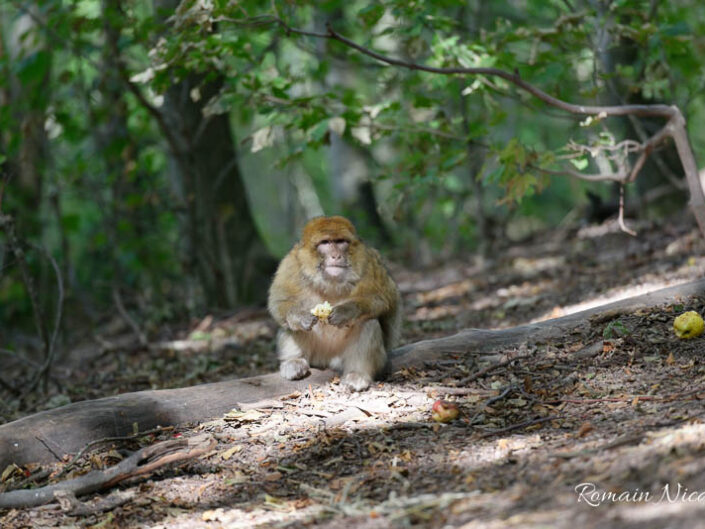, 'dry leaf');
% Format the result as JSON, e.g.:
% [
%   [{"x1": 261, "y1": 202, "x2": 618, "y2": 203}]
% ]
[
  {"x1": 224, "y1": 409, "x2": 265, "y2": 422},
  {"x1": 351, "y1": 126, "x2": 371, "y2": 145},
  {"x1": 1, "y1": 464, "x2": 20, "y2": 482},
  {"x1": 202, "y1": 508, "x2": 224, "y2": 521},
  {"x1": 251, "y1": 126, "x2": 274, "y2": 153},
  {"x1": 576, "y1": 422, "x2": 594, "y2": 438},
  {"x1": 226, "y1": 471, "x2": 248, "y2": 485},
  {"x1": 221, "y1": 445, "x2": 243, "y2": 460},
  {"x1": 328, "y1": 117, "x2": 346, "y2": 136}
]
